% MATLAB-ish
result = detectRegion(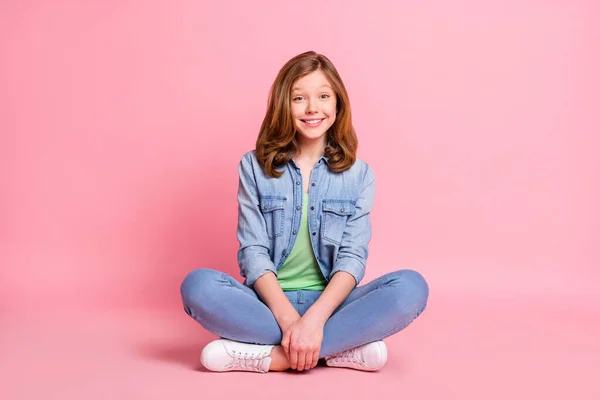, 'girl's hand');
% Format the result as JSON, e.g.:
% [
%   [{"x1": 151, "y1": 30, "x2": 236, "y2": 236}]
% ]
[{"x1": 280, "y1": 316, "x2": 324, "y2": 371}]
